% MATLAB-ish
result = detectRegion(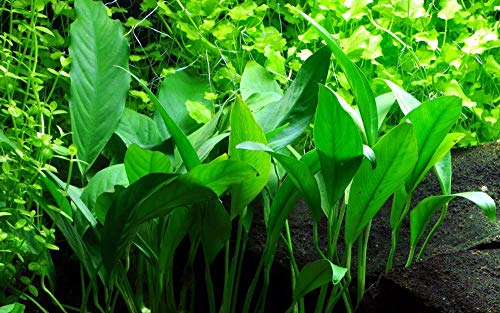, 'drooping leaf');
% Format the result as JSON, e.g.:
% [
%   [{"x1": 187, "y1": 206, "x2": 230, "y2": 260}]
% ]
[
  {"x1": 157, "y1": 70, "x2": 212, "y2": 135},
  {"x1": 236, "y1": 141, "x2": 322, "y2": 222},
  {"x1": 115, "y1": 108, "x2": 164, "y2": 148},
  {"x1": 101, "y1": 160, "x2": 257, "y2": 271},
  {"x1": 80, "y1": 164, "x2": 129, "y2": 210},
  {"x1": 69, "y1": 0, "x2": 130, "y2": 174},
  {"x1": 259, "y1": 46, "x2": 331, "y2": 149},
  {"x1": 229, "y1": 97, "x2": 271, "y2": 218},
  {"x1": 291, "y1": 6, "x2": 378, "y2": 146},
  {"x1": 346, "y1": 122, "x2": 418, "y2": 245},
  {"x1": 314, "y1": 85, "x2": 363, "y2": 208},
  {"x1": 124, "y1": 144, "x2": 172, "y2": 184},
  {"x1": 405, "y1": 96, "x2": 462, "y2": 190},
  {"x1": 410, "y1": 192, "x2": 496, "y2": 247},
  {"x1": 293, "y1": 259, "x2": 347, "y2": 301}
]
